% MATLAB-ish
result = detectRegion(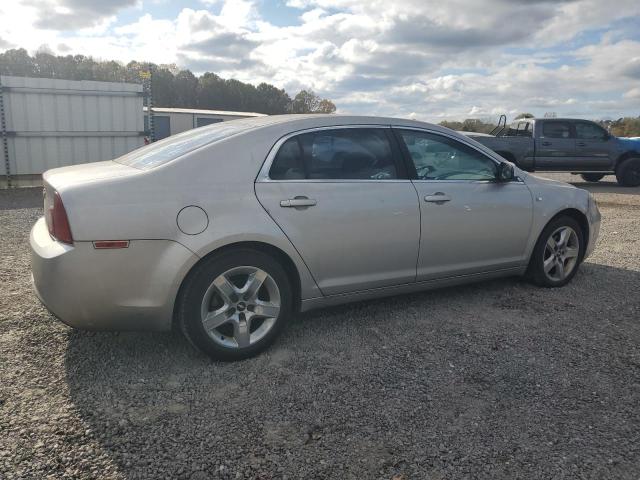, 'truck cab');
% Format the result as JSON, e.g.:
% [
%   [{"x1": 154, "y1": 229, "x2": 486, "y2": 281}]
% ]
[
  {"x1": 533, "y1": 119, "x2": 613, "y2": 171},
  {"x1": 468, "y1": 118, "x2": 640, "y2": 186}
]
